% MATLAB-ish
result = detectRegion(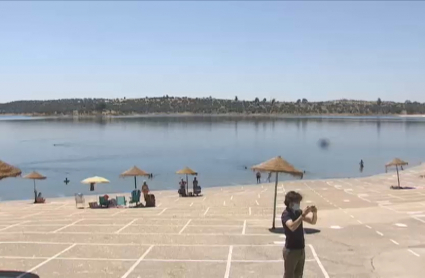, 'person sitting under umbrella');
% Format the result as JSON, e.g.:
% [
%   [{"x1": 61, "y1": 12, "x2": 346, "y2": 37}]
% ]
[
  {"x1": 178, "y1": 179, "x2": 186, "y2": 196},
  {"x1": 142, "y1": 181, "x2": 155, "y2": 207},
  {"x1": 142, "y1": 181, "x2": 149, "y2": 195},
  {"x1": 36, "y1": 192, "x2": 45, "y2": 203}
]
